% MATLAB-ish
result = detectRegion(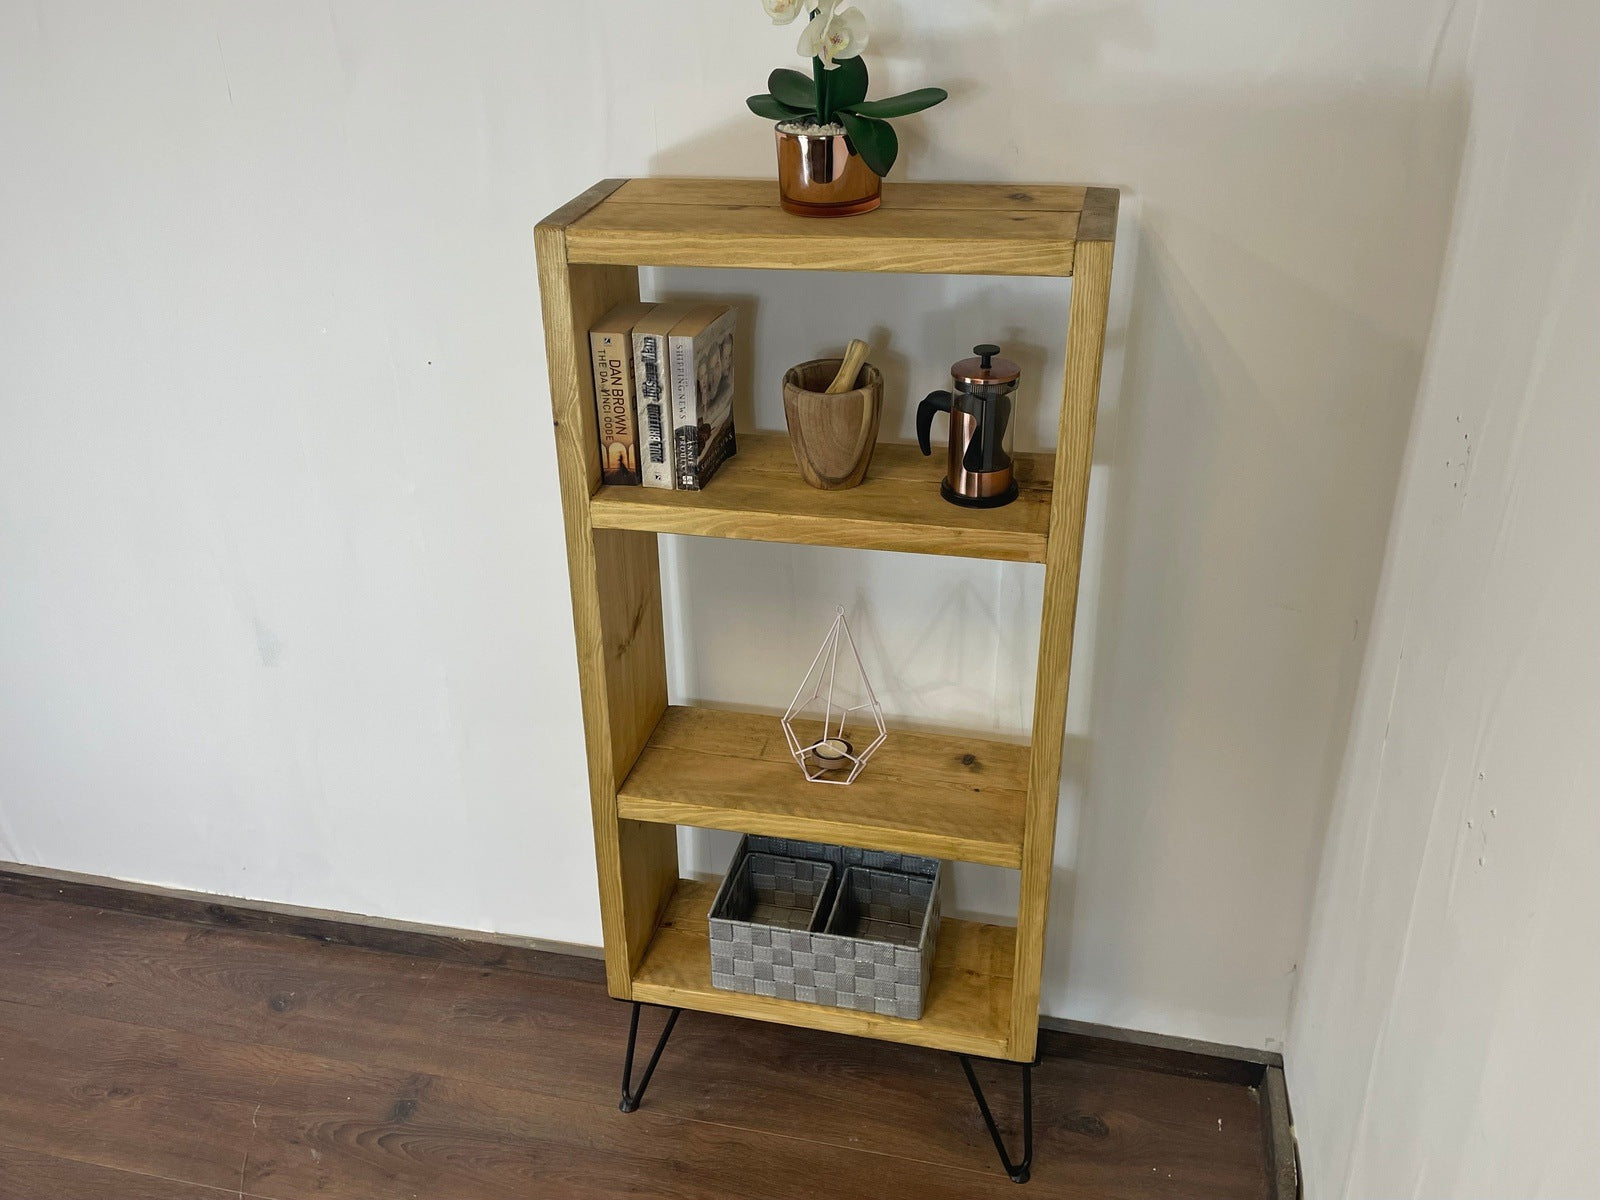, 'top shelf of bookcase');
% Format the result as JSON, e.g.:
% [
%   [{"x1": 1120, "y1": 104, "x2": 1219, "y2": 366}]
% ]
[{"x1": 560, "y1": 178, "x2": 1117, "y2": 277}]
